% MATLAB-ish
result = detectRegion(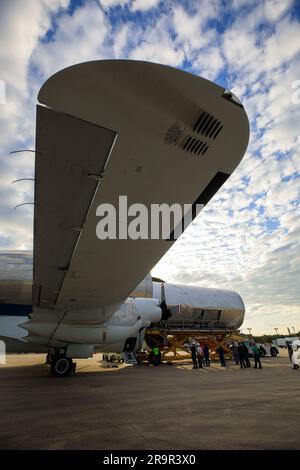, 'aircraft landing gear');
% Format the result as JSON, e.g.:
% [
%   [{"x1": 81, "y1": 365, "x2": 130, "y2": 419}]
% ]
[
  {"x1": 46, "y1": 353, "x2": 54, "y2": 364},
  {"x1": 50, "y1": 355, "x2": 76, "y2": 377}
]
